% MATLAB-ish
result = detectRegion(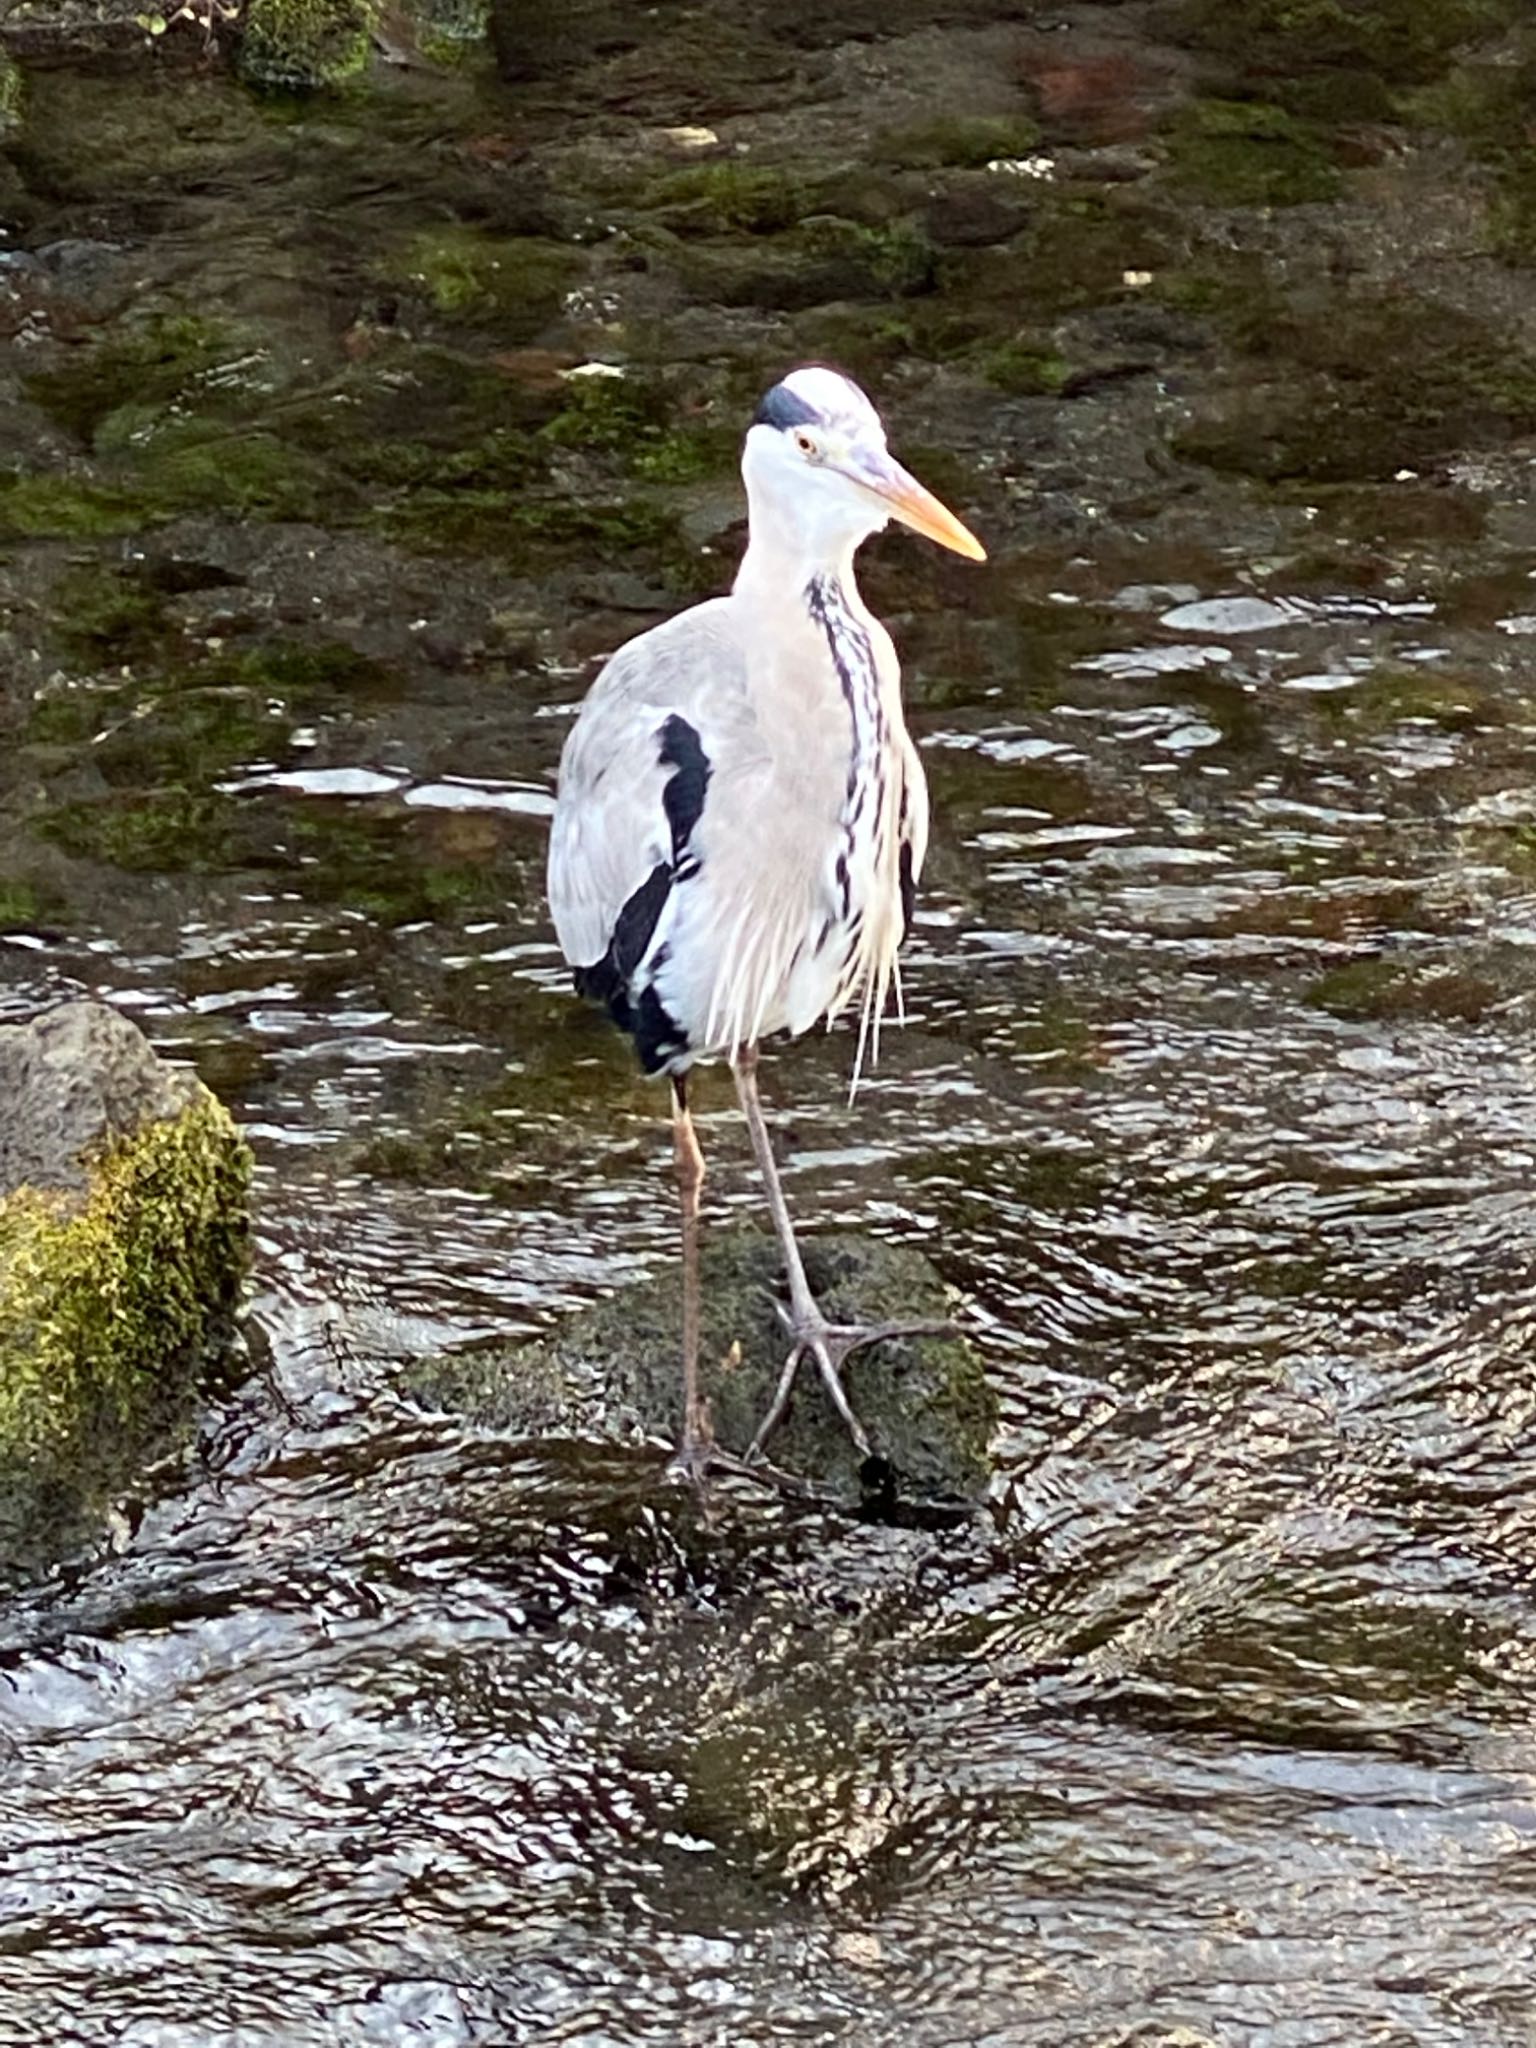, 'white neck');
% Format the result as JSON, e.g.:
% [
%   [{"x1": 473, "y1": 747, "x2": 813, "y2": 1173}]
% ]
[{"x1": 732, "y1": 466, "x2": 883, "y2": 611}]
